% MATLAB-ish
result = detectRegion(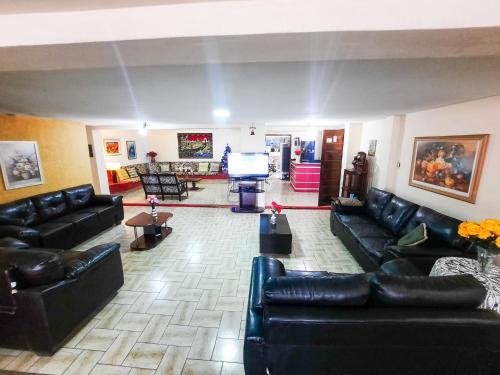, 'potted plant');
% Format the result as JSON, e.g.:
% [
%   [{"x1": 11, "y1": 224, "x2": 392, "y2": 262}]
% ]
[{"x1": 458, "y1": 219, "x2": 500, "y2": 272}]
